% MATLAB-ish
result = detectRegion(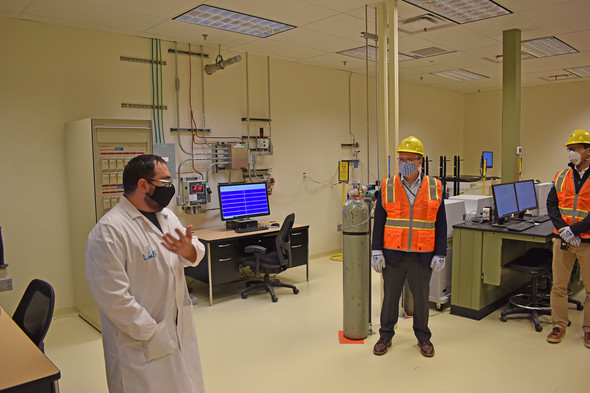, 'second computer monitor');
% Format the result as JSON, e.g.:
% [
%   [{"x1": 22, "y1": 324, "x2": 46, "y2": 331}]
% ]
[
  {"x1": 492, "y1": 183, "x2": 519, "y2": 224},
  {"x1": 482, "y1": 151, "x2": 493, "y2": 168},
  {"x1": 514, "y1": 180, "x2": 538, "y2": 217}
]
